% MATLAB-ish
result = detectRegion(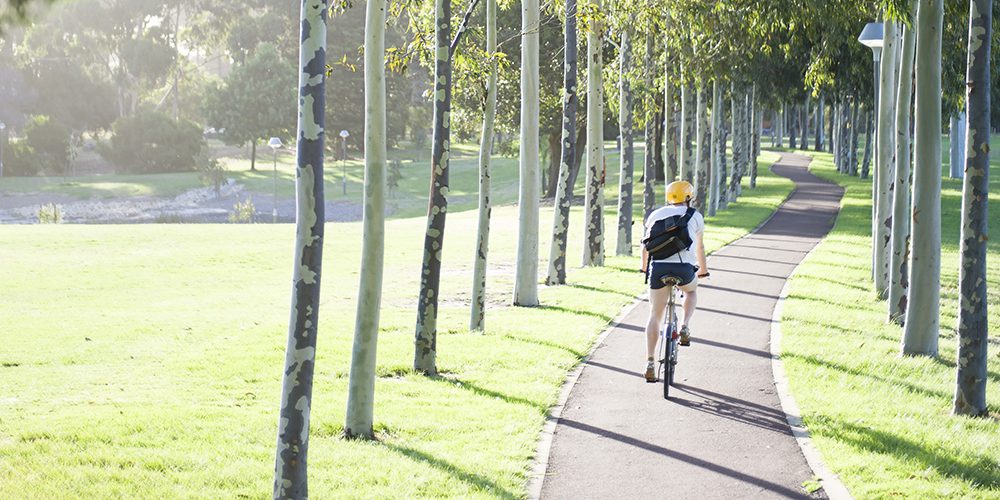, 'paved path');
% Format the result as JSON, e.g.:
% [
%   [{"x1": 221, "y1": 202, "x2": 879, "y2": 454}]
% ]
[{"x1": 539, "y1": 153, "x2": 844, "y2": 499}]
